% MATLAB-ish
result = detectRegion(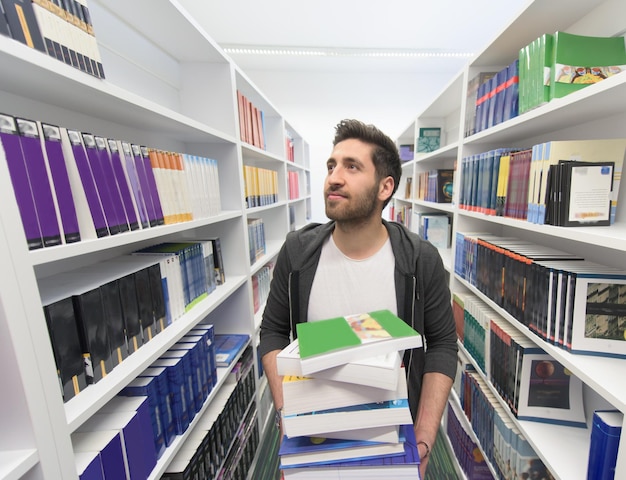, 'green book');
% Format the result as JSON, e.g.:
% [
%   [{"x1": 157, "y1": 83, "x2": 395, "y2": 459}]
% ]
[
  {"x1": 550, "y1": 31, "x2": 626, "y2": 100},
  {"x1": 417, "y1": 127, "x2": 441, "y2": 153},
  {"x1": 296, "y1": 310, "x2": 422, "y2": 375}
]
